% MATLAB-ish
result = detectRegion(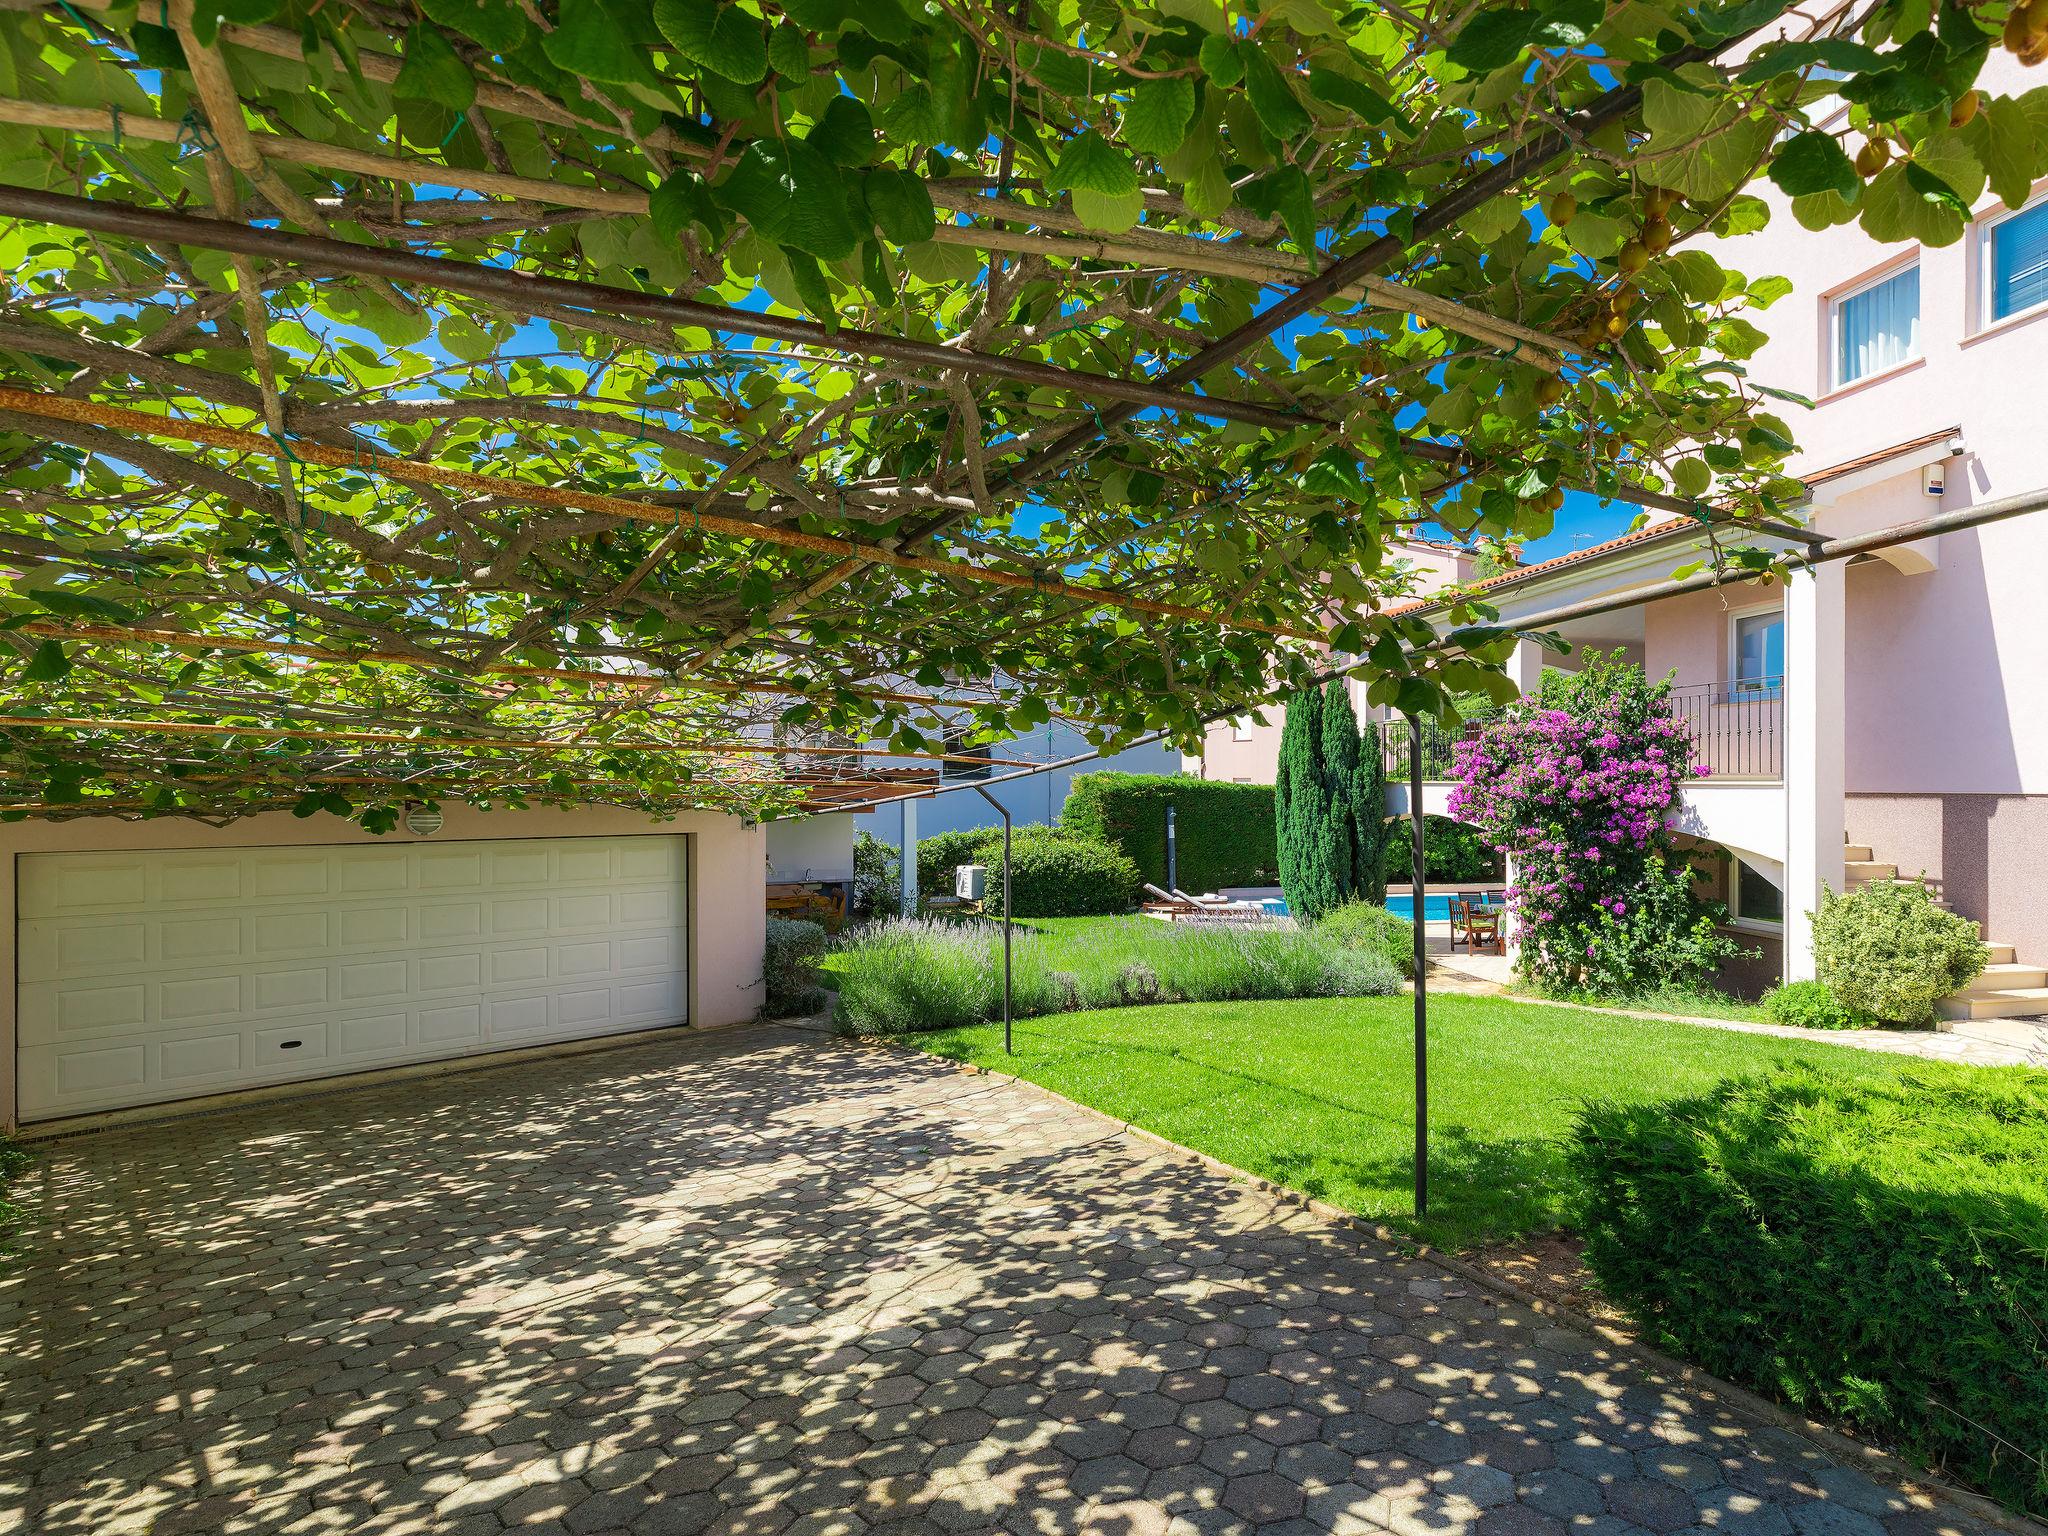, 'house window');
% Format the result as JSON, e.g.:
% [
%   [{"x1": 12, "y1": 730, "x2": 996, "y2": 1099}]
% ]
[
  {"x1": 940, "y1": 731, "x2": 993, "y2": 781},
  {"x1": 1231, "y1": 716, "x2": 1254, "y2": 743},
  {"x1": 1832, "y1": 264, "x2": 1919, "y2": 388},
  {"x1": 1988, "y1": 196, "x2": 2048, "y2": 323},
  {"x1": 1730, "y1": 608, "x2": 1783, "y2": 695},
  {"x1": 1732, "y1": 859, "x2": 1783, "y2": 926}
]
